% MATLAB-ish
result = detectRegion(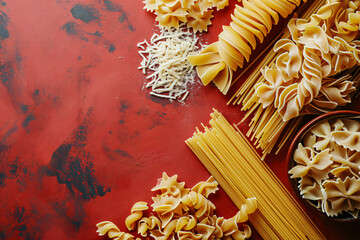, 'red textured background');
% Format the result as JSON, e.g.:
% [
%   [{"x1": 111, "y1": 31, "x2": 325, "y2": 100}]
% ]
[{"x1": 0, "y1": 0, "x2": 359, "y2": 239}]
